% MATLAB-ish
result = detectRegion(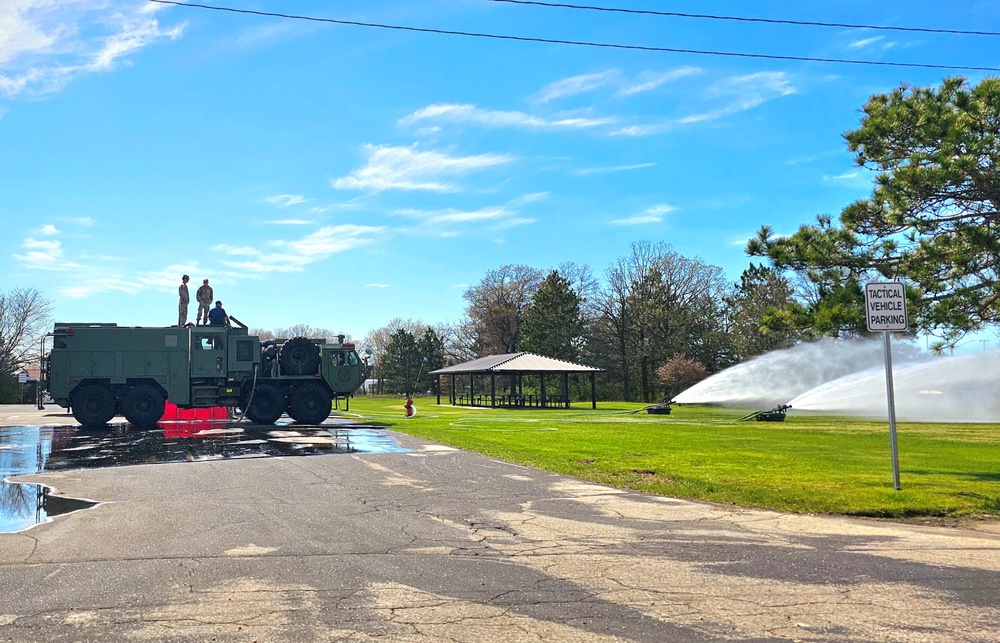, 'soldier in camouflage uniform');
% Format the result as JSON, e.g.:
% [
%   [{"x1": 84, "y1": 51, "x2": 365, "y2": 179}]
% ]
[
  {"x1": 178, "y1": 275, "x2": 190, "y2": 326},
  {"x1": 196, "y1": 278, "x2": 213, "y2": 325}
]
